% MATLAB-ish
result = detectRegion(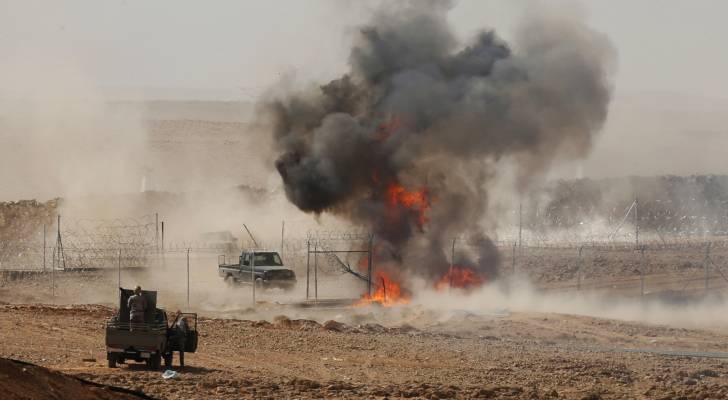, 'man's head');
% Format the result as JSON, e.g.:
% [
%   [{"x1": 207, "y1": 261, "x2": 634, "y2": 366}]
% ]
[{"x1": 134, "y1": 285, "x2": 142, "y2": 294}]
